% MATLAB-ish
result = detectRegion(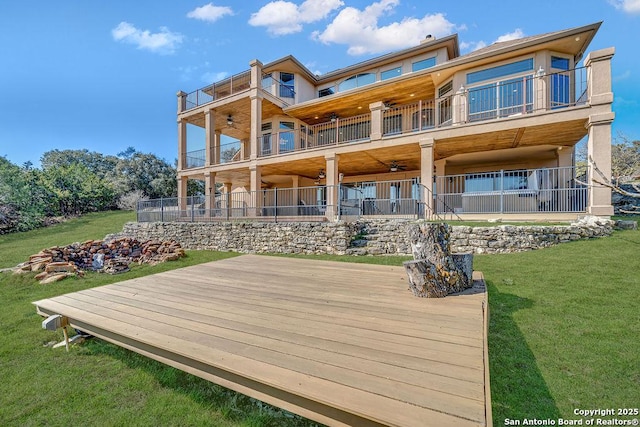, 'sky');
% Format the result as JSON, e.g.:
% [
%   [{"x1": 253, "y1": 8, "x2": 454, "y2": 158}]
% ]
[{"x1": 0, "y1": 0, "x2": 639, "y2": 167}]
